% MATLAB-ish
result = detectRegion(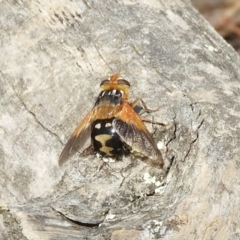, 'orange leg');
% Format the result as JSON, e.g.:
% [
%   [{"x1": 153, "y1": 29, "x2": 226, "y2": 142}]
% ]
[
  {"x1": 131, "y1": 98, "x2": 159, "y2": 113},
  {"x1": 131, "y1": 99, "x2": 167, "y2": 127}
]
